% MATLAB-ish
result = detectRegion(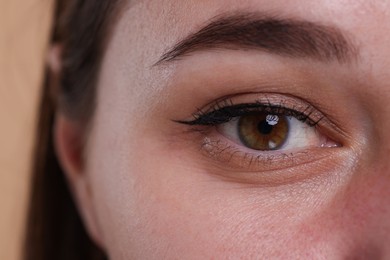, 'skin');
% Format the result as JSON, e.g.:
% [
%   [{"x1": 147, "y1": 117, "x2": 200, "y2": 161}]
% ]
[{"x1": 55, "y1": 0, "x2": 390, "y2": 259}]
